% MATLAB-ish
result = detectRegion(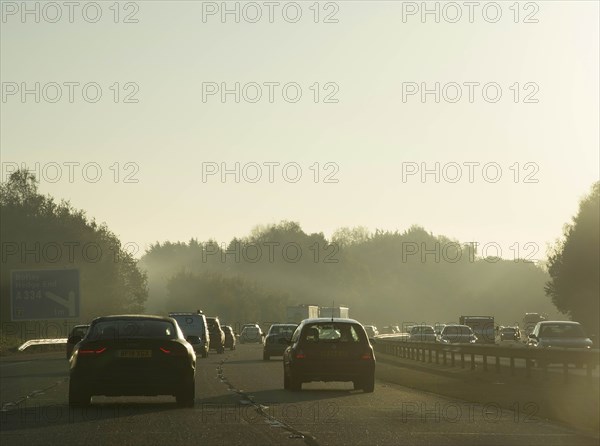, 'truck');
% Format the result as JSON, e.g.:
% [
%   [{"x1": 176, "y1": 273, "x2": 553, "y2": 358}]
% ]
[
  {"x1": 286, "y1": 305, "x2": 319, "y2": 324},
  {"x1": 459, "y1": 315, "x2": 495, "y2": 344},
  {"x1": 319, "y1": 306, "x2": 350, "y2": 319}
]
